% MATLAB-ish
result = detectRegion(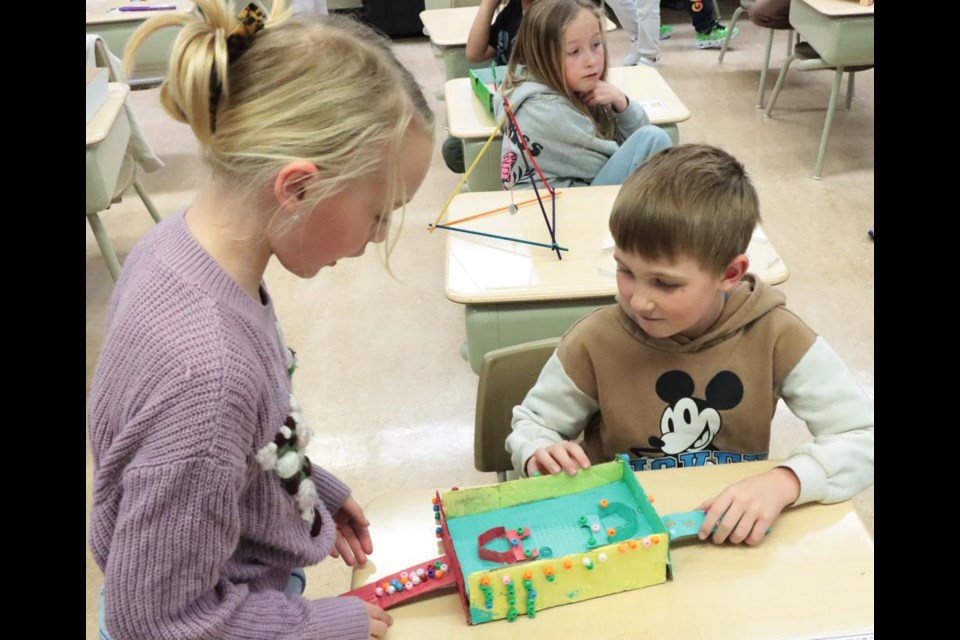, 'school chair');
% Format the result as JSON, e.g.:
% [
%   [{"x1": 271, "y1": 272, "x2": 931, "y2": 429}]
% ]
[
  {"x1": 763, "y1": 40, "x2": 873, "y2": 179},
  {"x1": 717, "y1": 0, "x2": 795, "y2": 109},
  {"x1": 87, "y1": 151, "x2": 162, "y2": 282},
  {"x1": 87, "y1": 36, "x2": 164, "y2": 282},
  {"x1": 475, "y1": 337, "x2": 561, "y2": 482}
]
